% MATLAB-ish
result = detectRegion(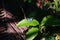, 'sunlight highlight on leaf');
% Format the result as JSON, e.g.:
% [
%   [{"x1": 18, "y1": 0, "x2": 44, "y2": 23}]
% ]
[
  {"x1": 16, "y1": 18, "x2": 39, "y2": 27},
  {"x1": 26, "y1": 27, "x2": 38, "y2": 40}
]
